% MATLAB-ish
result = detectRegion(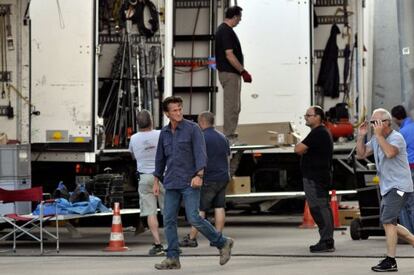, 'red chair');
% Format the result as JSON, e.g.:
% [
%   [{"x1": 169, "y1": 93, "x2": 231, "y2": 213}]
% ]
[{"x1": 0, "y1": 186, "x2": 59, "y2": 254}]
